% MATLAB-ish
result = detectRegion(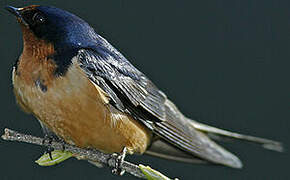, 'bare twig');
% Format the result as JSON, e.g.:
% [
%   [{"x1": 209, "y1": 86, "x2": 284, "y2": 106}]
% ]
[{"x1": 1, "y1": 128, "x2": 148, "y2": 179}]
